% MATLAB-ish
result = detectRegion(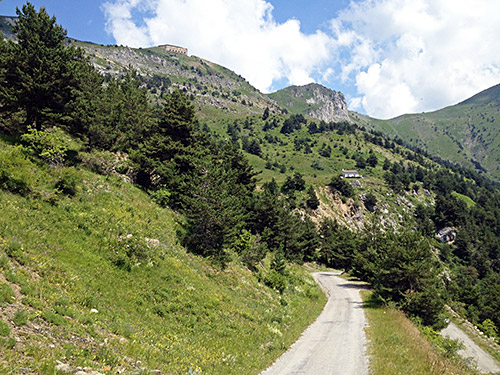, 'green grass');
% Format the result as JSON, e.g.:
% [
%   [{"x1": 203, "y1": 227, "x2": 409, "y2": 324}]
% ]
[
  {"x1": 0, "y1": 141, "x2": 326, "y2": 374},
  {"x1": 451, "y1": 191, "x2": 476, "y2": 208},
  {"x1": 362, "y1": 291, "x2": 473, "y2": 375},
  {"x1": 363, "y1": 84, "x2": 500, "y2": 182}
]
